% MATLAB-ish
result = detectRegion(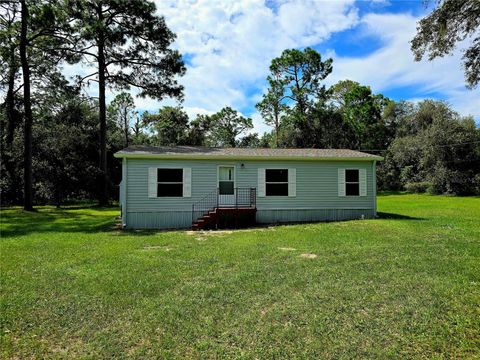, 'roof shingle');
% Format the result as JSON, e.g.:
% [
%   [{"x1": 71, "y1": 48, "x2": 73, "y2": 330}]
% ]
[{"x1": 114, "y1": 146, "x2": 382, "y2": 161}]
